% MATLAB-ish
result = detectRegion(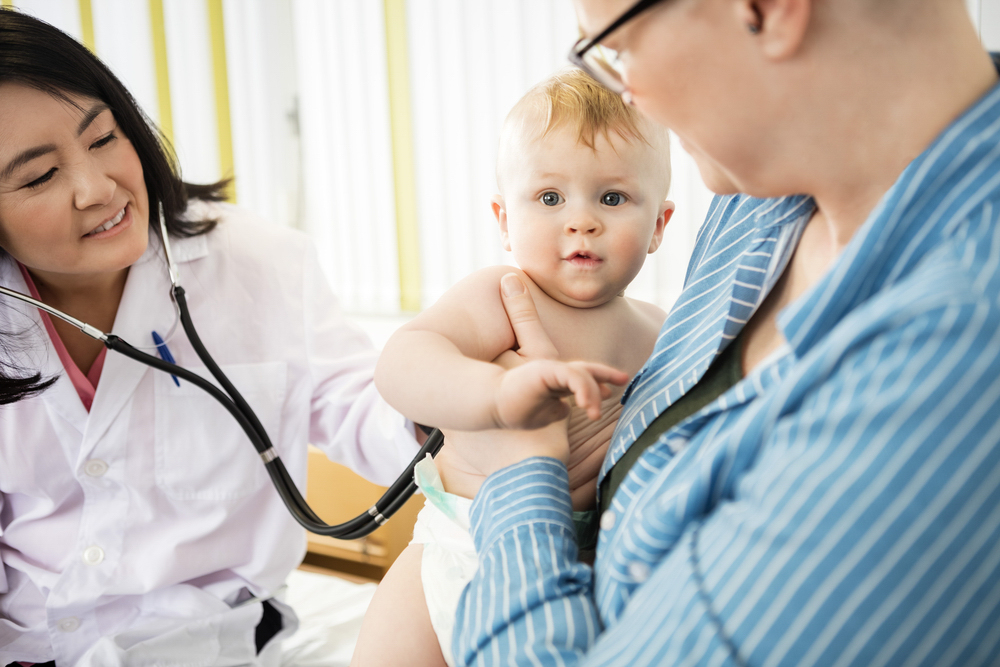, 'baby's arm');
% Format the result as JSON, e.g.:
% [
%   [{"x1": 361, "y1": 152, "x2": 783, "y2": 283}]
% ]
[
  {"x1": 376, "y1": 267, "x2": 627, "y2": 432},
  {"x1": 376, "y1": 266, "x2": 516, "y2": 431}
]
